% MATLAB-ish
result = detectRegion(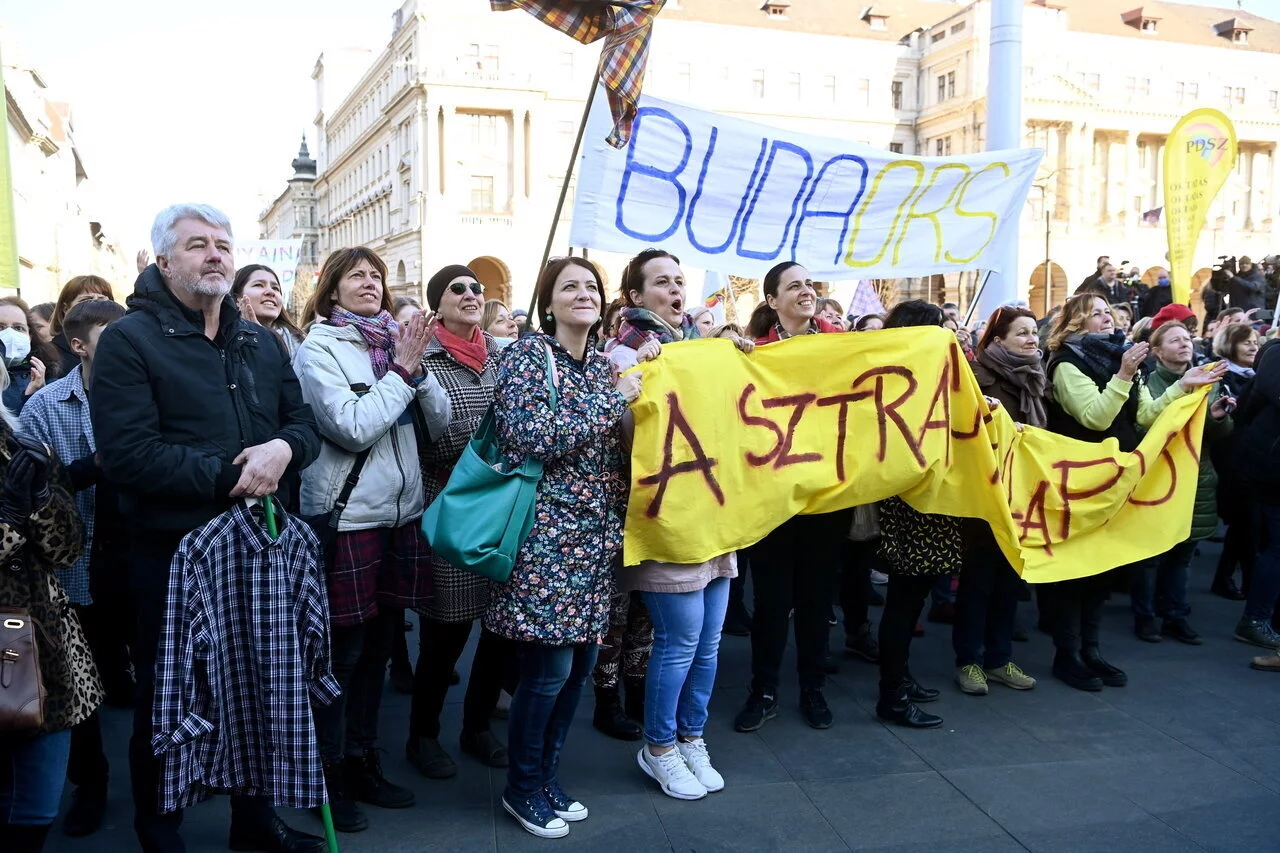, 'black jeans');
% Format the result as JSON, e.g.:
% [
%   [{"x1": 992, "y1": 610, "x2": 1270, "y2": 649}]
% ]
[
  {"x1": 952, "y1": 541, "x2": 1021, "y2": 669},
  {"x1": 748, "y1": 513, "x2": 842, "y2": 694},
  {"x1": 878, "y1": 574, "x2": 934, "y2": 689},
  {"x1": 409, "y1": 618, "x2": 511, "y2": 740},
  {"x1": 1039, "y1": 571, "x2": 1112, "y2": 653},
  {"x1": 128, "y1": 530, "x2": 274, "y2": 852},
  {"x1": 839, "y1": 538, "x2": 876, "y2": 636},
  {"x1": 314, "y1": 610, "x2": 396, "y2": 762}
]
